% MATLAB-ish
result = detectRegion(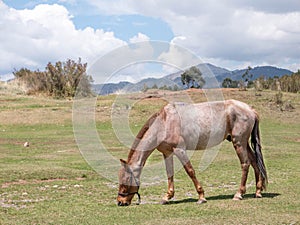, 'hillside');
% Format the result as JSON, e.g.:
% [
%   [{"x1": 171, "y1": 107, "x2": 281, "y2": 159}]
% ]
[{"x1": 93, "y1": 64, "x2": 293, "y2": 95}]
